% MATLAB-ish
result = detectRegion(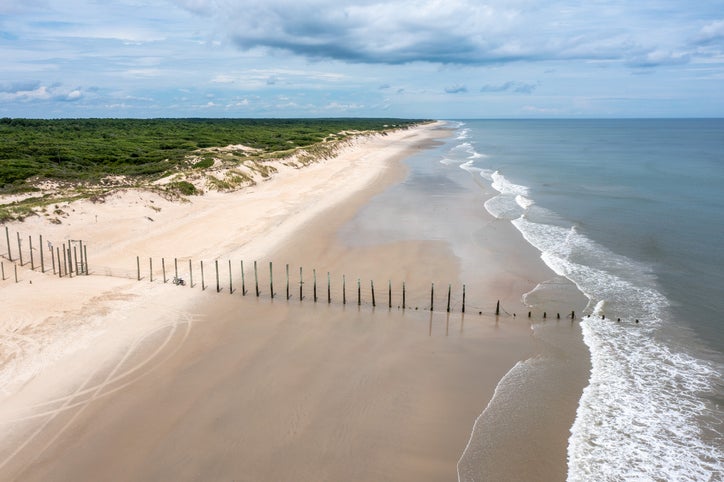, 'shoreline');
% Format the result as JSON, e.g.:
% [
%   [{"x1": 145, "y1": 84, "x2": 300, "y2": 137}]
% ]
[{"x1": 0, "y1": 120, "x2": 587, "y2": 480}]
